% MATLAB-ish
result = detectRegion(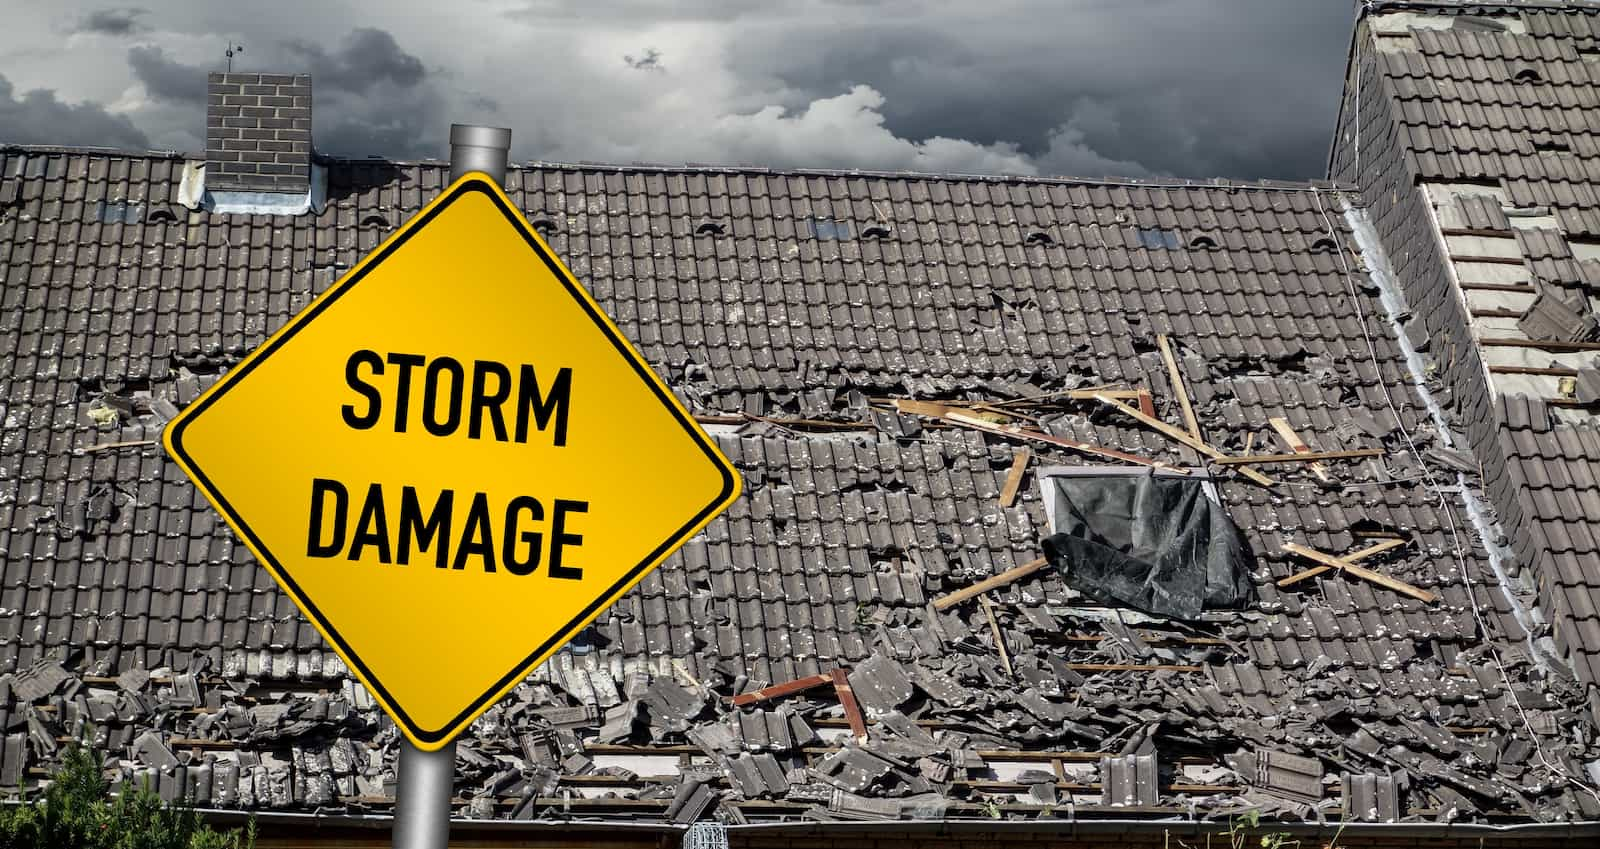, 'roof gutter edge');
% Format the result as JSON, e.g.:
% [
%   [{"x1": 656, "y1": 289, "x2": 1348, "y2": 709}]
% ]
[
  {"x1": 186, "y1": 807, "x2": 682, "y2": 834},
  {"x1": 177, "y1": 806, "x2": 1600, "y2": 839},
  {"x1": 720, "y1": 818, "x2": 1600, "y2": 838}
]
